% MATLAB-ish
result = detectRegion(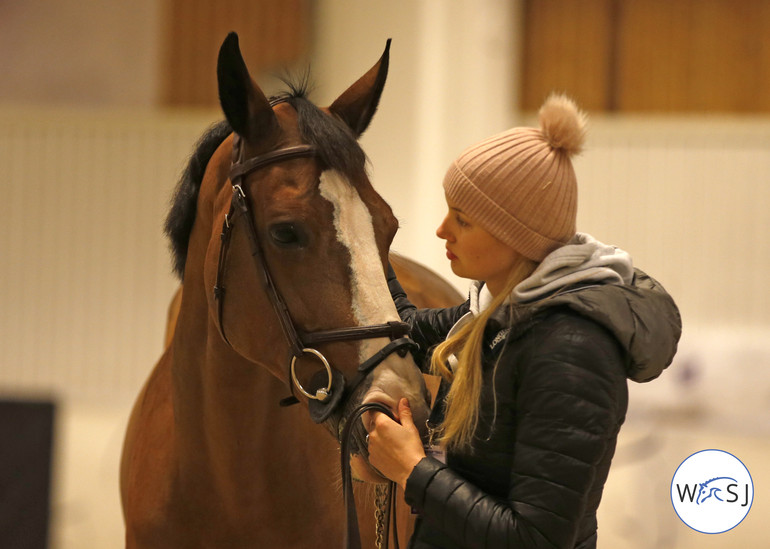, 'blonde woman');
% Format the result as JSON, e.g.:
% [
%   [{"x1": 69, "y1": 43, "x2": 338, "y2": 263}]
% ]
[{"x1": 367, "y1": 95, "x2": 681, "y2": 549}]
